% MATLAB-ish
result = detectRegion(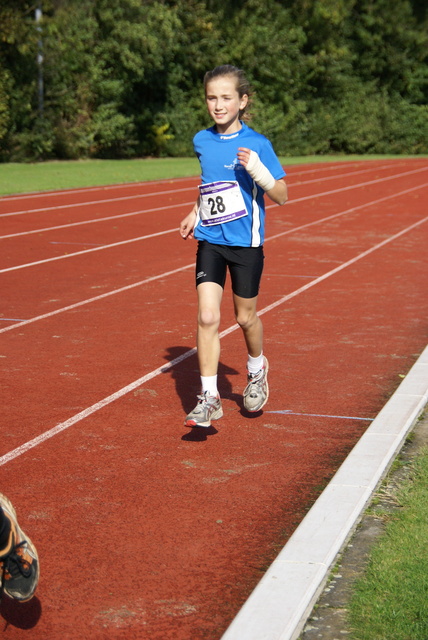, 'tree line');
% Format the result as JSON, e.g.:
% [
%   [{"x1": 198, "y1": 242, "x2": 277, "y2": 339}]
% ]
[{"x1": 0, "y1": 0, "x2": 427, "y2": 162}]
